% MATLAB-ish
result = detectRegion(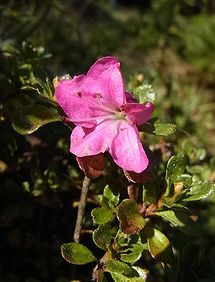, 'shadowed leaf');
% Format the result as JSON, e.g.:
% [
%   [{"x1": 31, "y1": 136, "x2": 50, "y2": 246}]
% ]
[
  {"x1": 155, "y1": 209, "x2": 199, "y2": 236},
  {"x1": 145, "y1": 226, "x2": 174, "y2": 263},
  {"x1": 12, "y1": 104, "x2": 59, "y2": 135}
]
